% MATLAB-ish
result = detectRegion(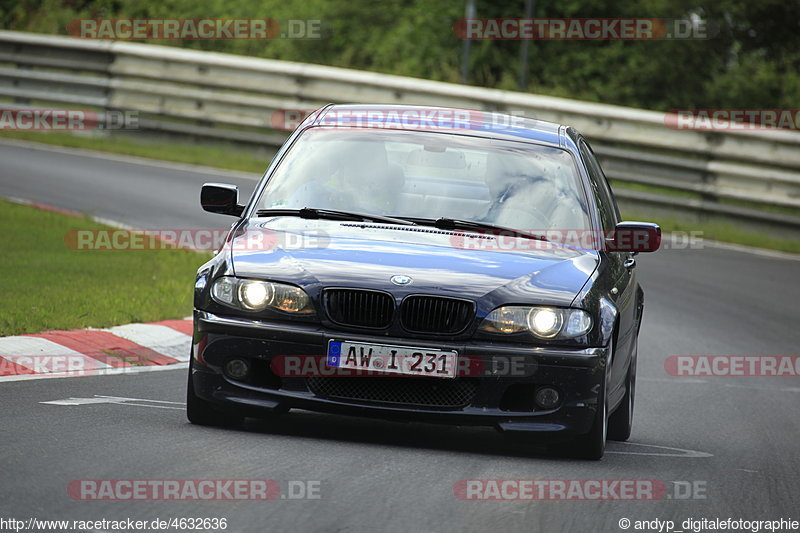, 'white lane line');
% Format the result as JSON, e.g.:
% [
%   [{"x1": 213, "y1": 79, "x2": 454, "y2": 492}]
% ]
[
  {"x1": 90, "y1": 216, "x2": 133, "y2": 230},
  {"x1": 720, "y1": 382, "x2": 800, "y2": 393},
  {"x1": 640, "y1": 377, "x2": 708, "y2": 384},
  {"x1": 5, "y1": 195, "x2": 135, "y2": 231},
  {"x1": 41, "y1": 397, "x2": 122, "y2": 405},
  {"x1": 111, "y1": 403, "x2": 184, "y2": 410},
  {"x1": 94, "y1": 395, "x2": 185, "y2": 405},
  {"x1": 100, "y1": 324, "x2": 192, "y2": 362},
  {"x1": 695, "y1": 238, "x2": 800, "y2": 262},
  {"x1": 0, "y1": 361, "x2": 187, "y2": 382},
  {"x1": 41, "y1": 394, "x2": 186, "y2": 410},
  {"x1": 641, "y1": 377, "x2": 800, "y2": 393},
  {"x1": 606, "y1": 442, "x2": 713, "y2": 458}
]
